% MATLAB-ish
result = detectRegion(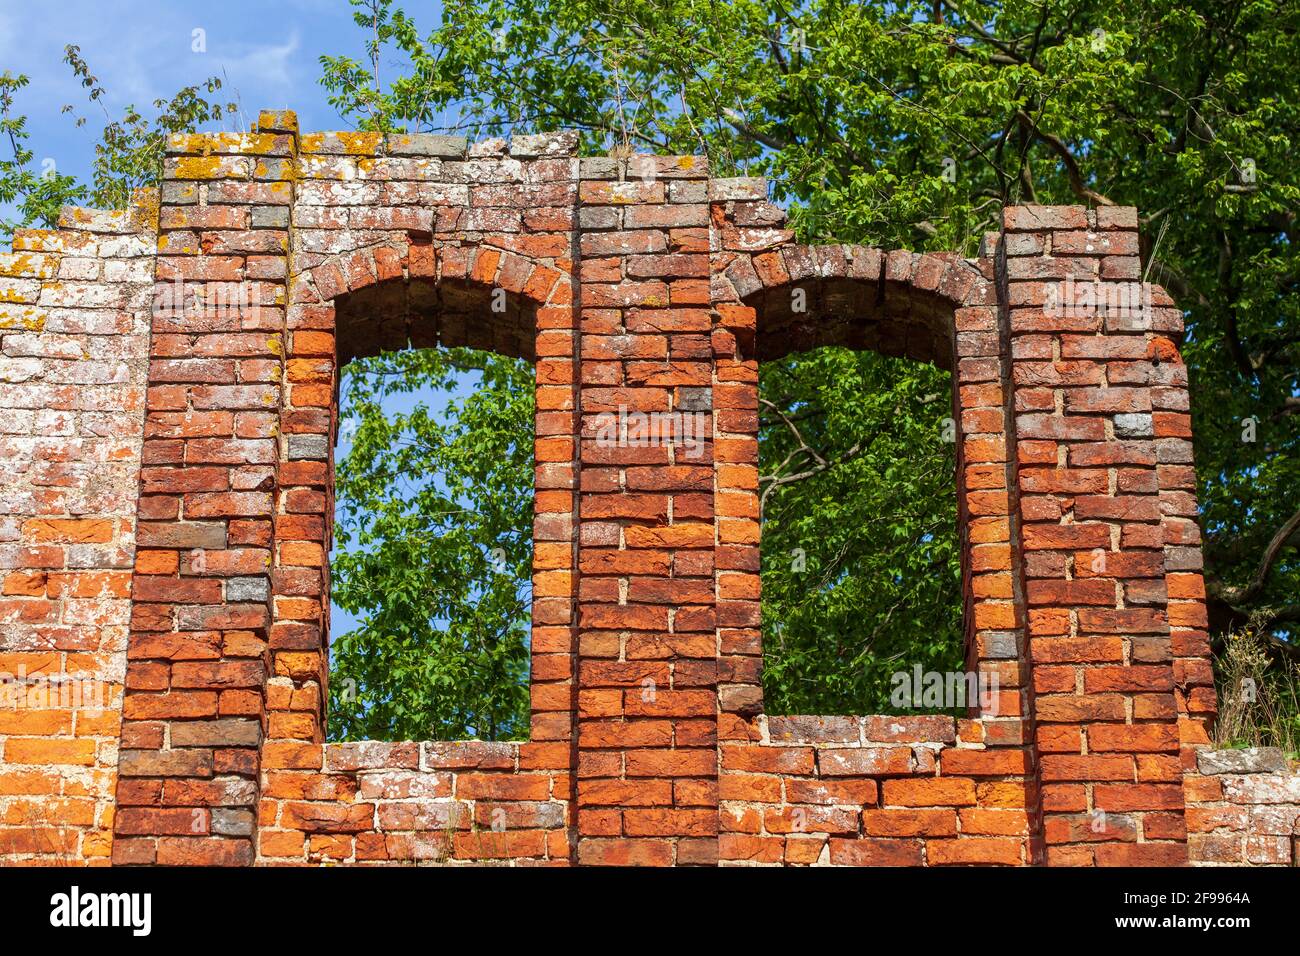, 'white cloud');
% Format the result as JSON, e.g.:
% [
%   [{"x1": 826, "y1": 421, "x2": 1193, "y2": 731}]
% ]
[{"x1": 212, "y1": 29, "x2": 303, "y2": 108}]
